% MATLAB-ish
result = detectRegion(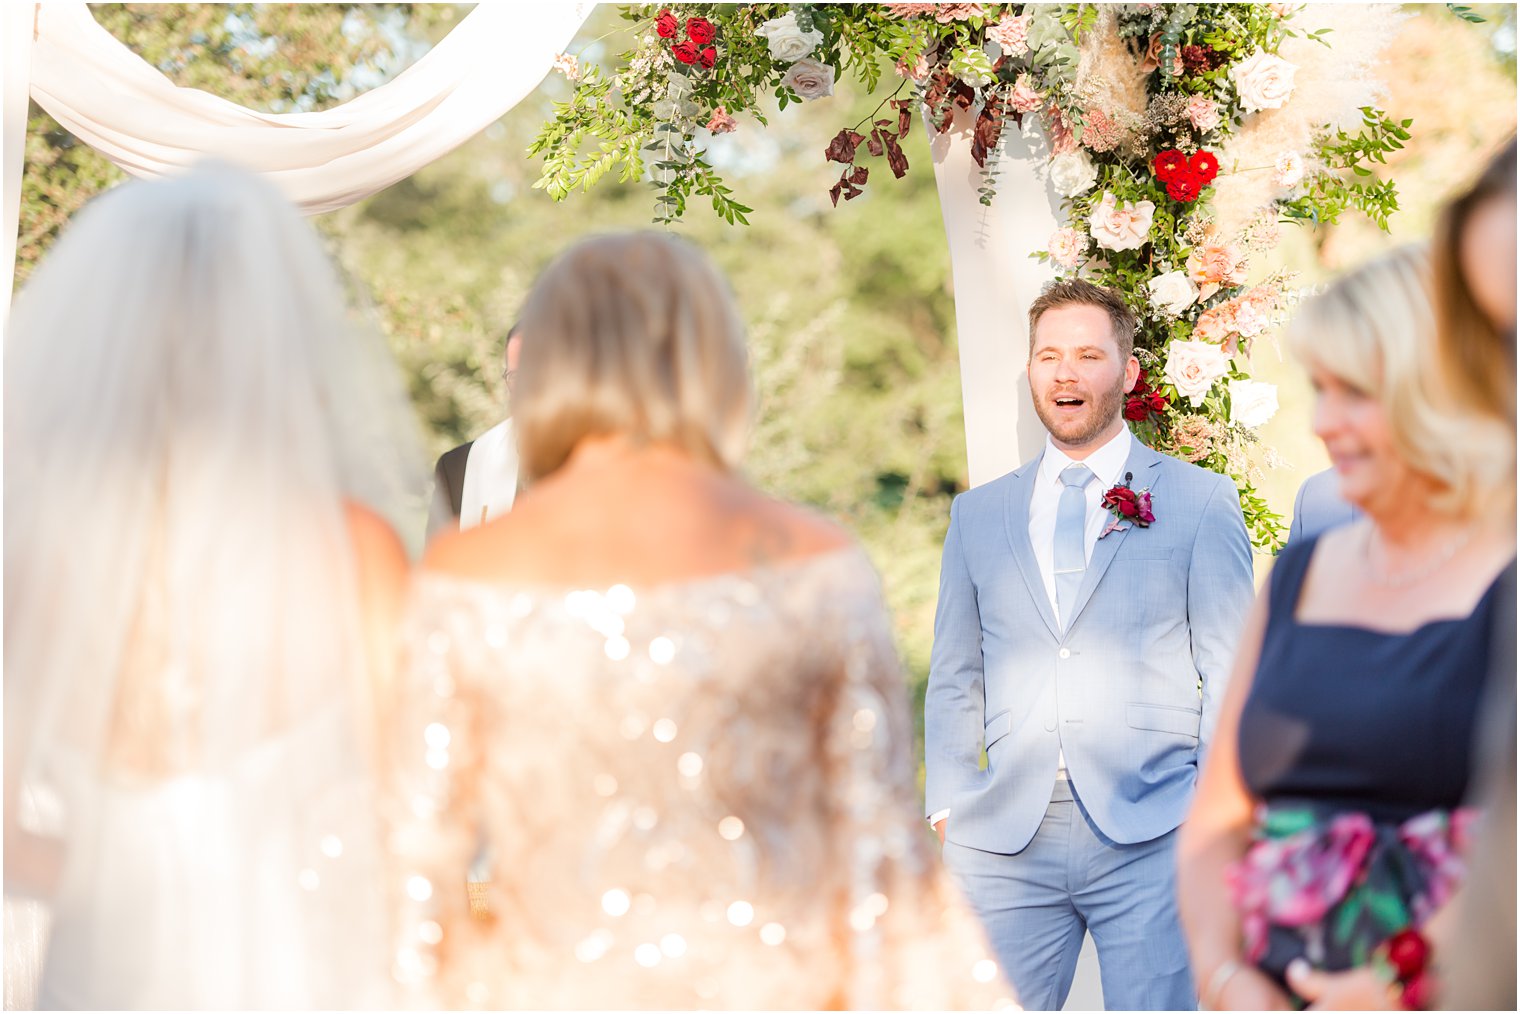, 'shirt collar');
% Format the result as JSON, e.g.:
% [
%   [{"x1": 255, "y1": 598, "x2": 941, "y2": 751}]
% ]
[{"x1": 1039, "y1": 426, "x2": 1133, "y2": 491}]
